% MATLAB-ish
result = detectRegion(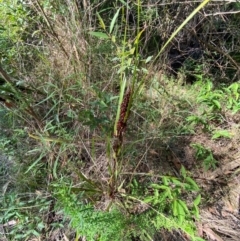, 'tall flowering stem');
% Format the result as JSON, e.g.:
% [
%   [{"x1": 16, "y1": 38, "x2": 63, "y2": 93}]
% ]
[{"x1": 113, "y1": 87, "x2": 132, "y2": 158}]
